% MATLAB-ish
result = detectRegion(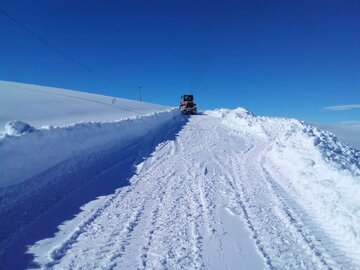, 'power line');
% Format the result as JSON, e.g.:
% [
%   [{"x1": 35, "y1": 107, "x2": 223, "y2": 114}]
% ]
[
  {"x1": 0, "y1": 8, "x2": 135, "y2": 90},
  {"x1": 17, "y1": 84, "x2": 145, "y2": 114}
]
